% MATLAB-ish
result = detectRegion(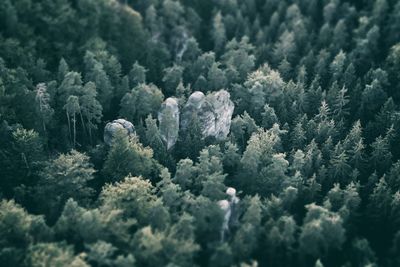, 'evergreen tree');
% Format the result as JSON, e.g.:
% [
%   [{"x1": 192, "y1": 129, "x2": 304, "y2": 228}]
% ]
[
  {"x1": 102, "y1": 129, "x2": 160, "y2": 182},
  {"x1": 35, "y1": 150, "x2": 95, "y2": 222}
]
